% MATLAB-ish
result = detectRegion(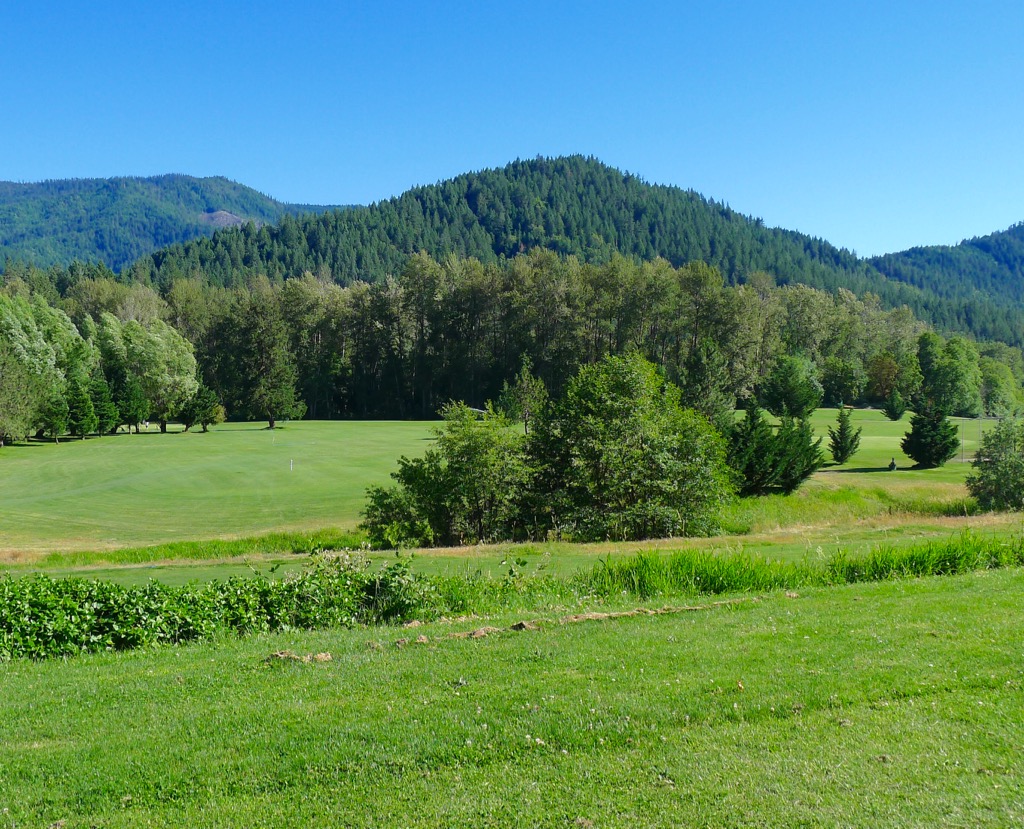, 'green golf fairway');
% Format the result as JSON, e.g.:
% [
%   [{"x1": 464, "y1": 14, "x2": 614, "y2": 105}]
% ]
[{"x1": 0, "y1": 421, "x2": 433, "y2": 555}]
